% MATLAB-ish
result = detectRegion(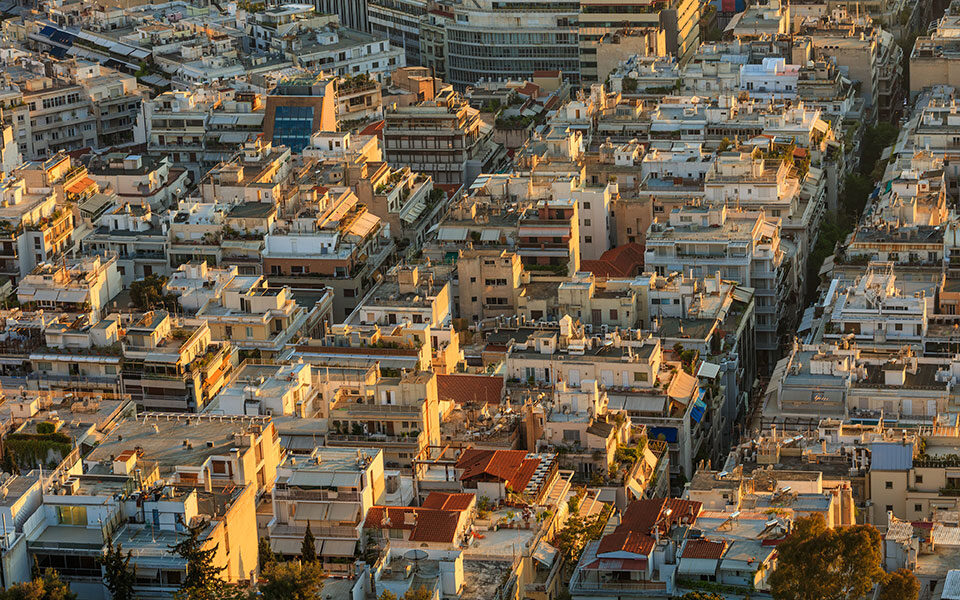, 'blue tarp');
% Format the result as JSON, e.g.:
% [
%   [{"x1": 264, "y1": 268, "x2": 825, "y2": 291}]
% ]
[{"x1": 649, "y1": 427, "x2": 678, "y2": 443}]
